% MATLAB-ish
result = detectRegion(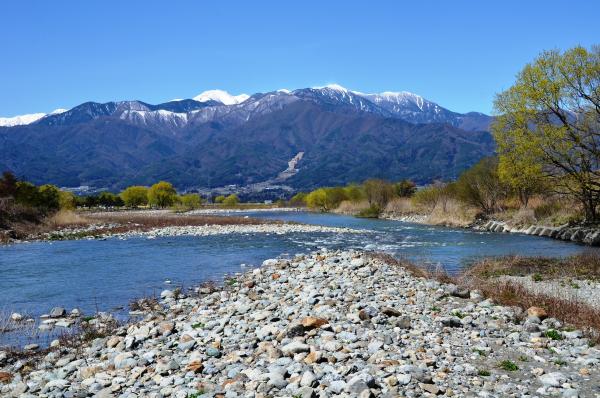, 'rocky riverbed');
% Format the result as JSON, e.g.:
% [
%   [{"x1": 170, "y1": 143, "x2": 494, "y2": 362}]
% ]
[{"x1": 1, "y1": 250, "x2": 599, "y2": 397}]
